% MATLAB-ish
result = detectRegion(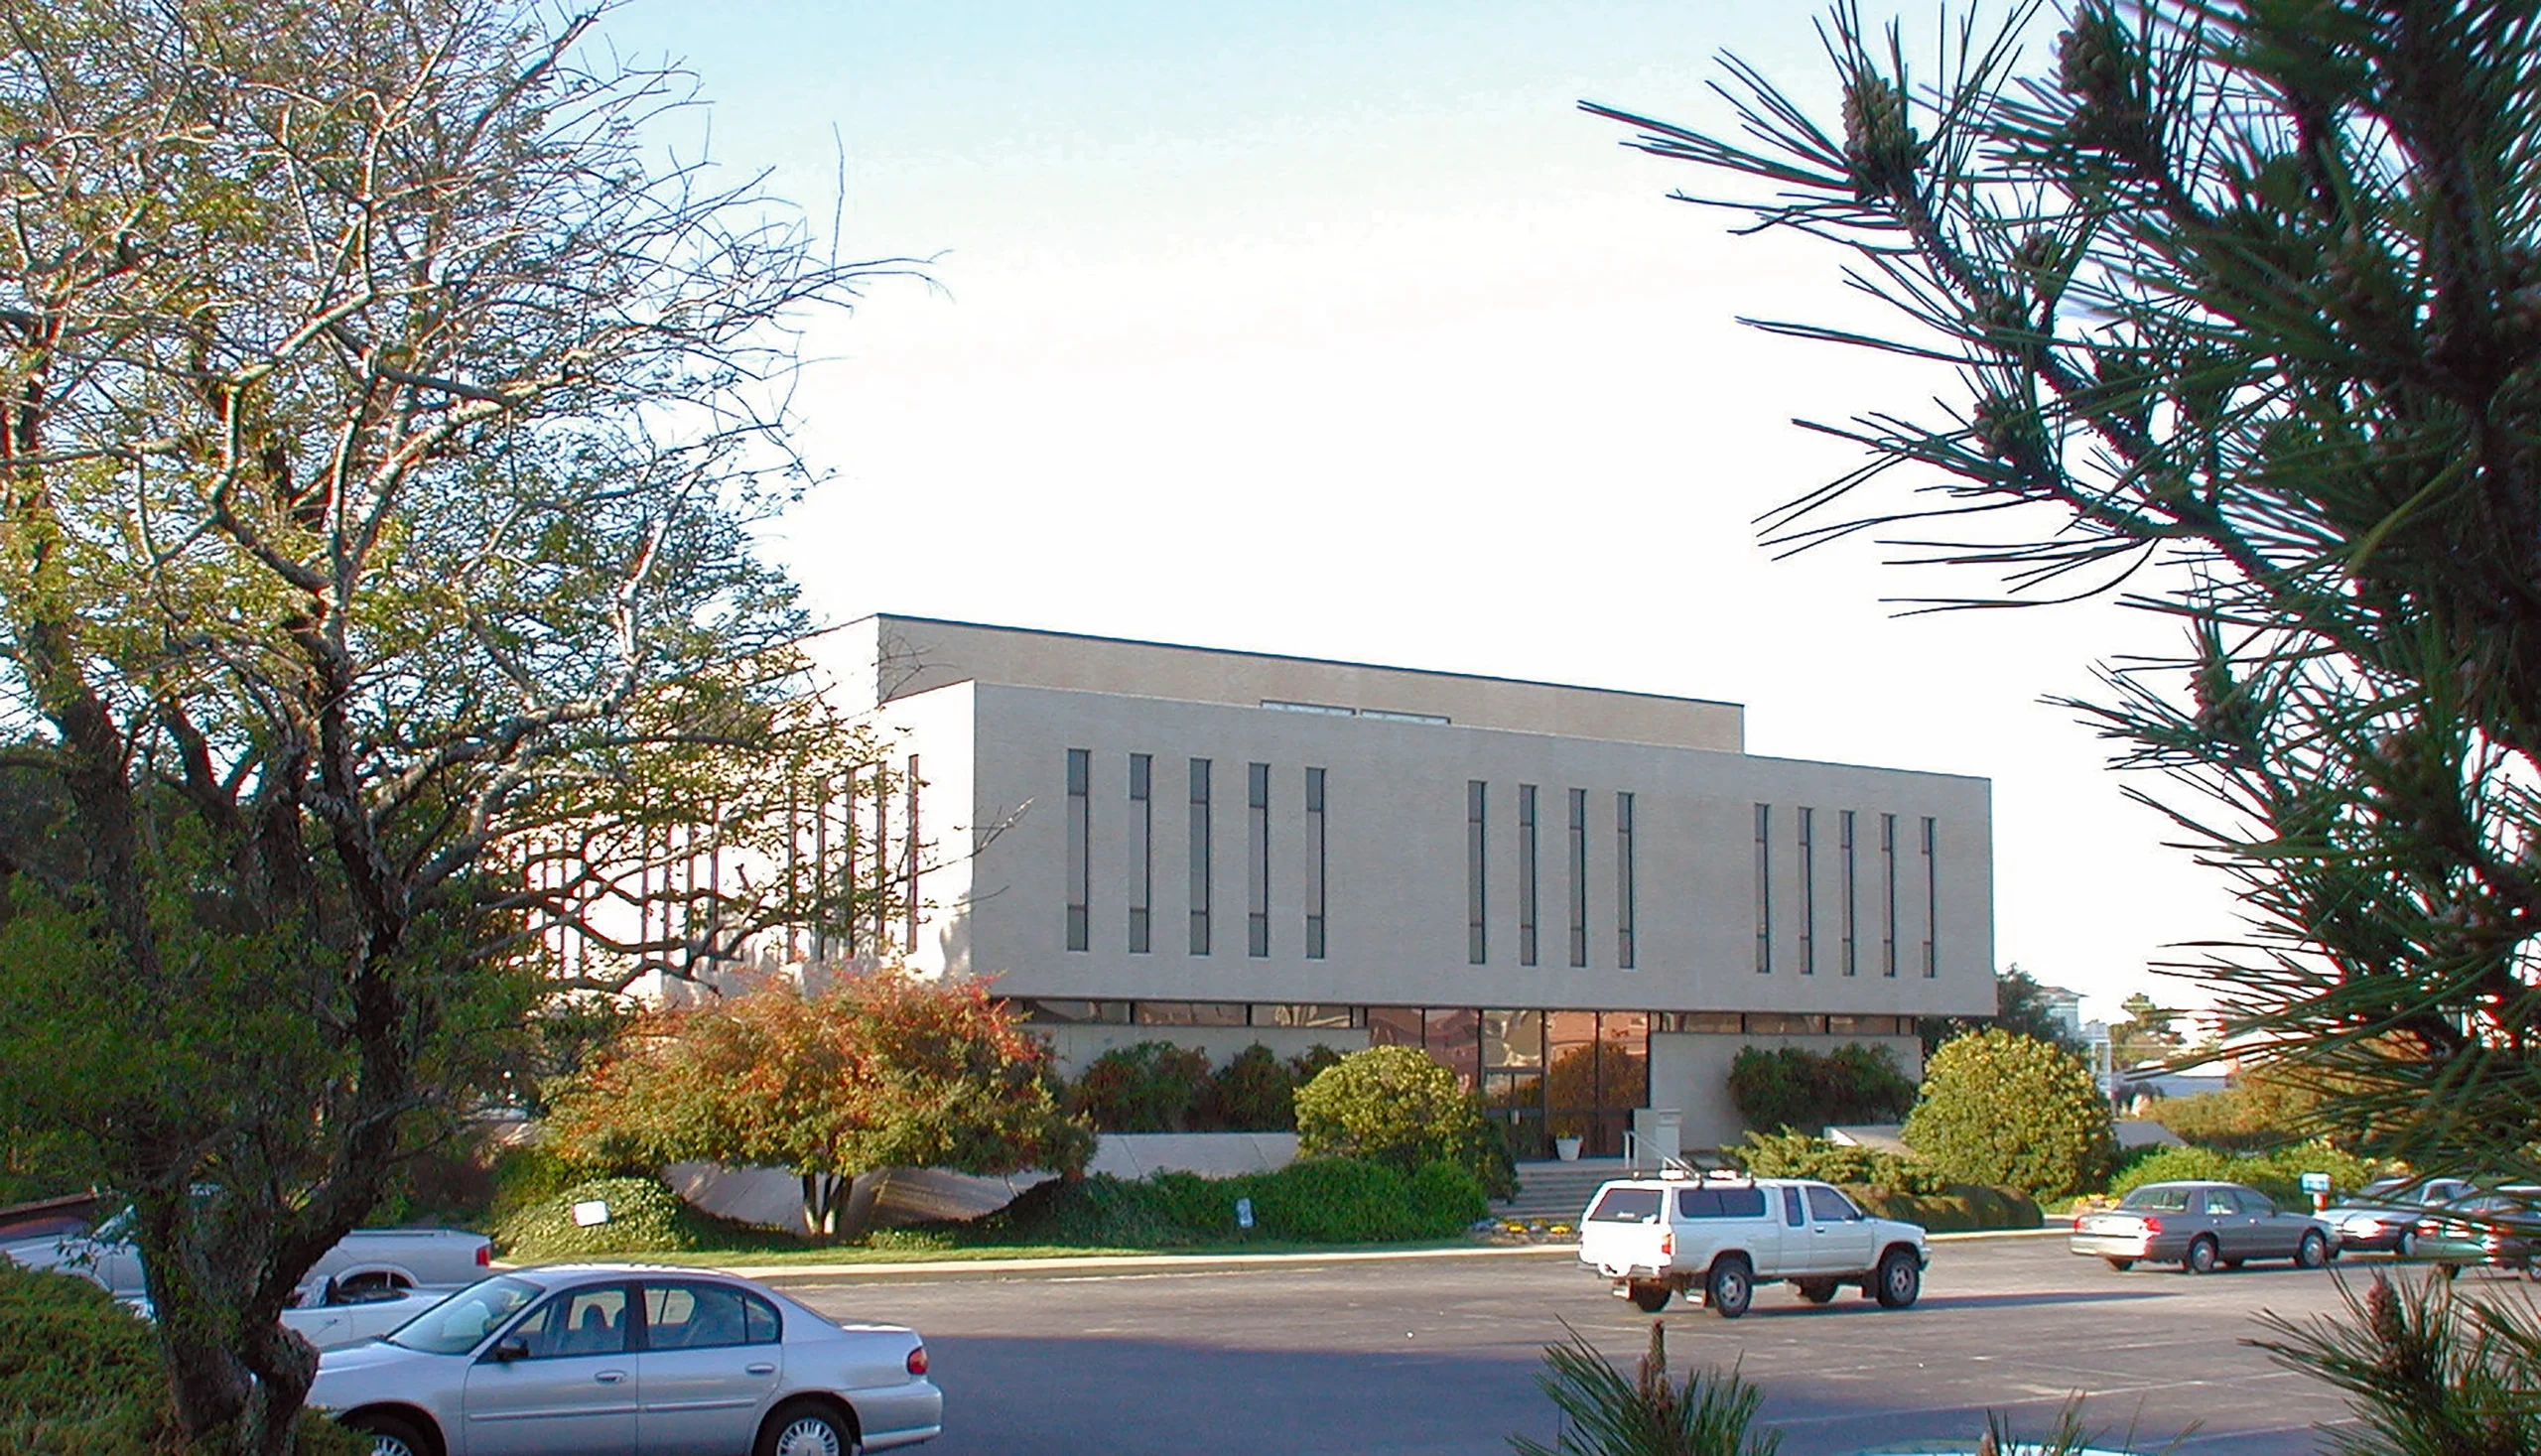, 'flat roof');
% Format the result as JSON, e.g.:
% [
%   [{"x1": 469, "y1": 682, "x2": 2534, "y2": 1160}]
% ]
[{"x1": 847, "y1": 612, "x2": 1745, "y2": 712}]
